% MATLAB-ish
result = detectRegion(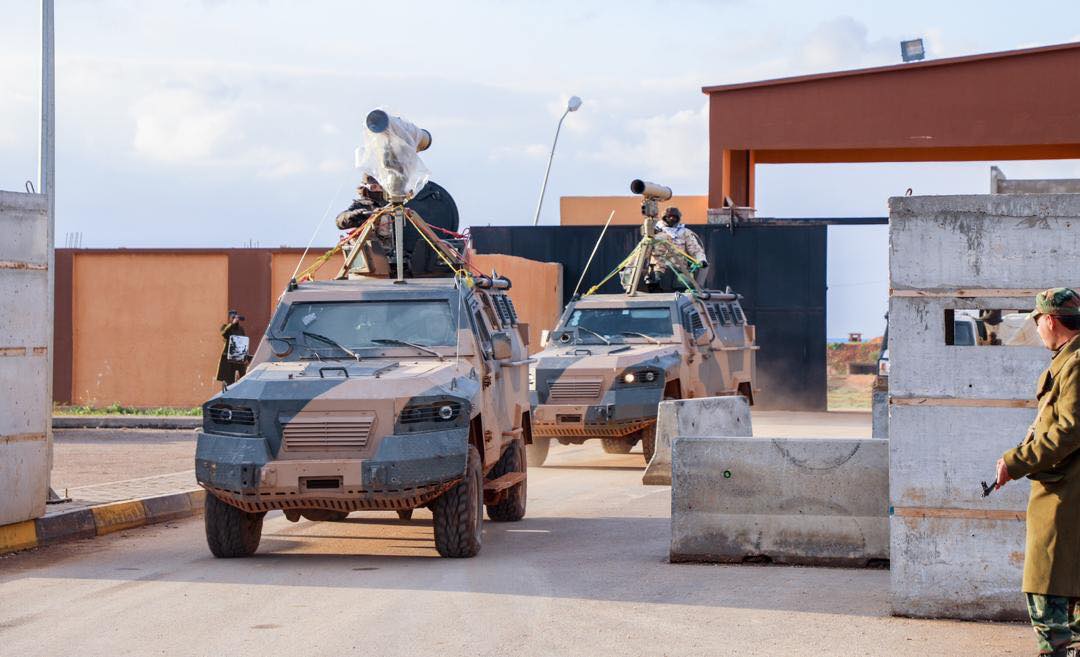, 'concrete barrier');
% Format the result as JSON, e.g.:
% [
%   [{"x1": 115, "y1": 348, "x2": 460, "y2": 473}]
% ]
[
  {"x1": 670, "y1": 436, "x2": 889, "y2": 566},
  {"x1": 642, "y1": 395, "x2": 751, "y2": 486}
]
